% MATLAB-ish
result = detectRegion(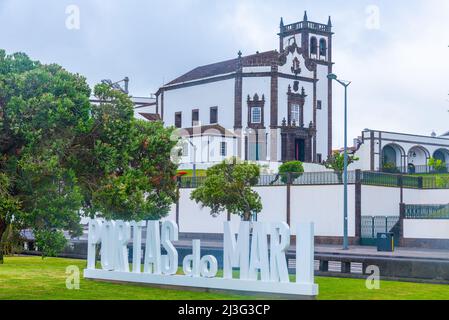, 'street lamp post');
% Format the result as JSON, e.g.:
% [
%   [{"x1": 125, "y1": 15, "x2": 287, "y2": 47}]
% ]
[
  {"x1": 327, "y1": 73, "x2": 352, "y2": 250},
  {"x1": 187, "y1": 139, "x2": 197, "y2": 181}
]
